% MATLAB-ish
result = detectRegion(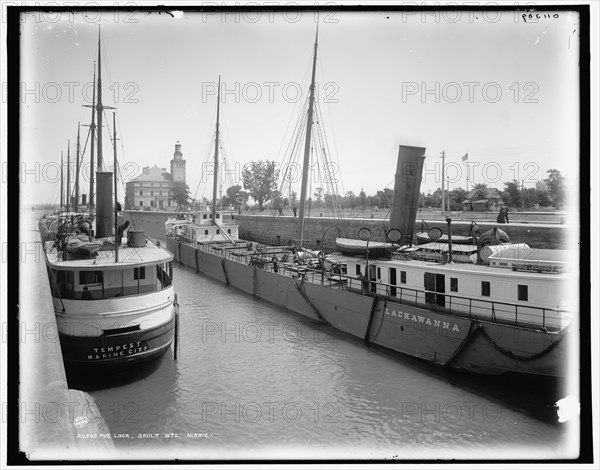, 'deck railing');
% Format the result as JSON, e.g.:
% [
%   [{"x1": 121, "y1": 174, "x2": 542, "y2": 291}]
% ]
[{"x1": 184, "y1": 240, "x2": 570, "y2": 331}]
